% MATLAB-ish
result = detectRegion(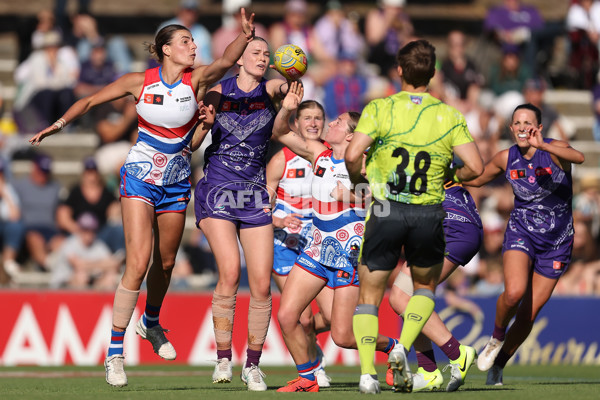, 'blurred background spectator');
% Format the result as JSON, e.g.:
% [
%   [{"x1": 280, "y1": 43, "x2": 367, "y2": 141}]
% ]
[
  {"x1": 566, "y1": 0, "x2": 600, "y2": 89},
  {"x1": 63, "y1": 12, "x2": 132, "y2": 77},
  {"x1": 441, "y1": 30, "x2": 485, "y2": 113},
  {"x1": 312, "y1": 0, "x2": 367, "y2": 84},
  {"x1": 0, "y1": 158, "x2": 24, "y2": 283},
  {"x1": 49, "y1": 212, "x2": 123, "y2": 290},
  {"x1": 157, "y1": 0, "x2": 213, "y2": 68},
  {"x1": 12, "y1": 30, "x2": 79, "y2": 134},
  {"x1": 483, "y1": 0, "x2": 545, "y2": 70},
  {"x1": 269, "y1": 0, "x2": 327, "y2": 63},
  {"x1": 212, "y1": 1, "x2": 268, "y2": 61},
  {"x1": 322, "y1": 51, "x2": 368, "y2": 120},
  {"x1": 365, "y1": 0, "x2": 413, "y2": 76},
  {"x1": 56, "y1": 156, "x2": 124, "y2": 254},
  {"x1": 12, "y1": 153, "x2": 64, "y2": 272}
]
